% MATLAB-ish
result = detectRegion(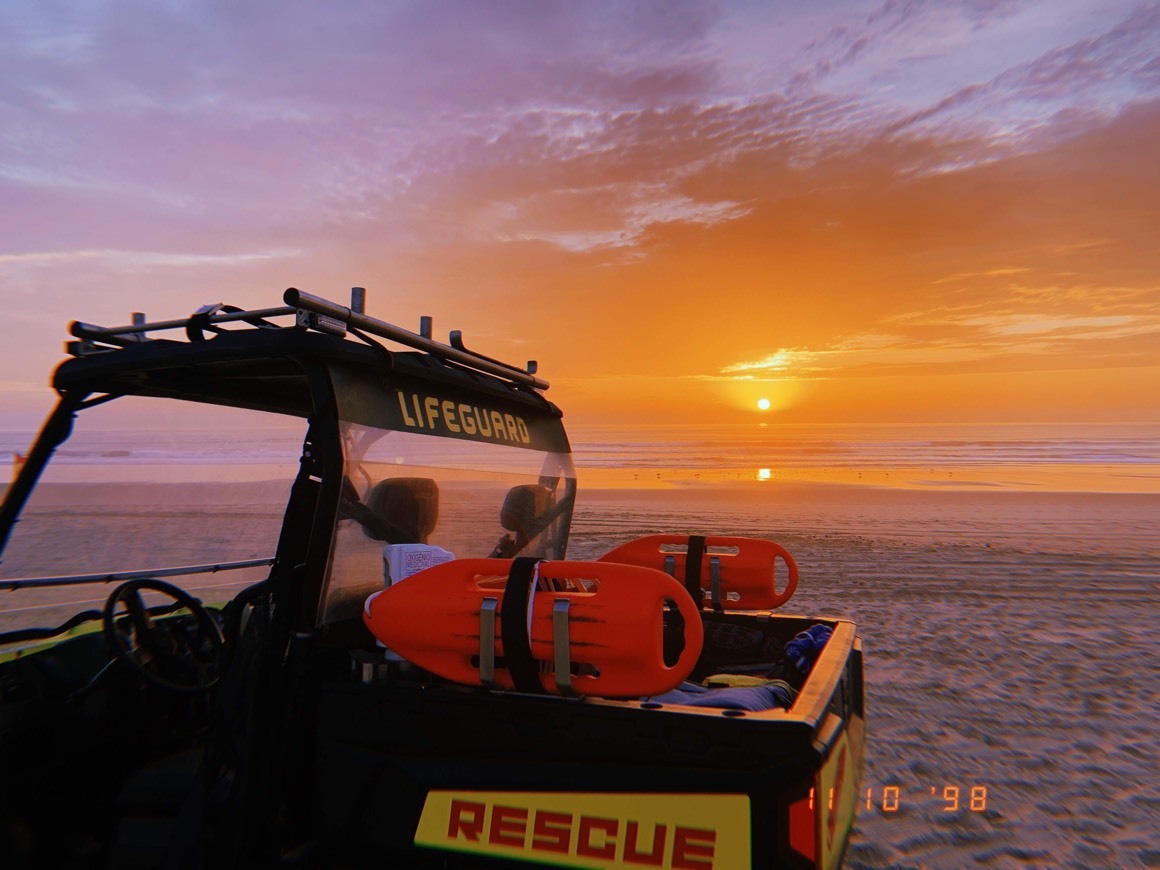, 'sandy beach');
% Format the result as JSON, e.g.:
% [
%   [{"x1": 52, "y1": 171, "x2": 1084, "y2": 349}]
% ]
[
  {"x1": 2, "y1": 478, "x2": 1157, "y2": 868},
  {"x1": 571, "y1": 483, "x2": 1160, "y2": 869}
]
